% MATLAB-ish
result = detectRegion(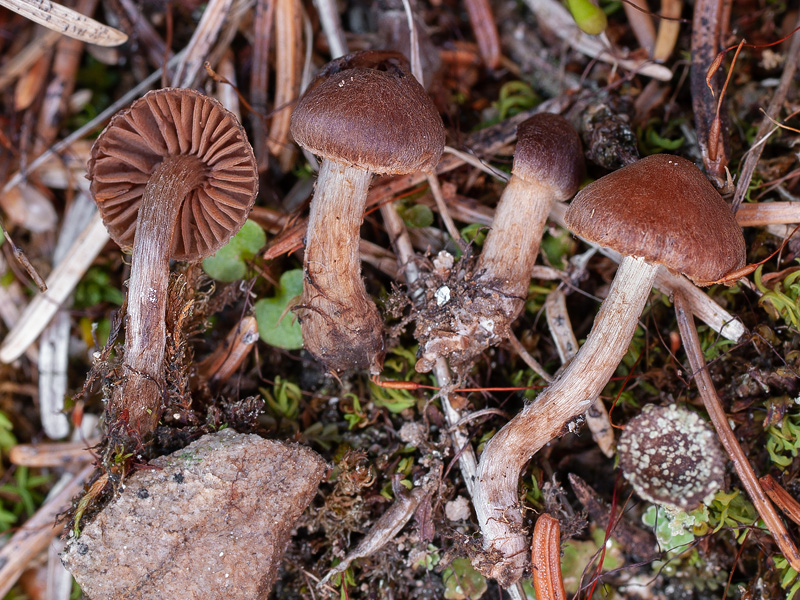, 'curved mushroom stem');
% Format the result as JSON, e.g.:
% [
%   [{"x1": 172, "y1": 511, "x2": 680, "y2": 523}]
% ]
[
  {"x1": 297, "y1": 158, "x2": 385, "y2": 374},
  {"x1": 476, "y1": 176, "x2": 553, "y2": 322},
  {"x1": 108, "y1": 154, "x2": 205, "y2": 444},
  {"x1": 473, "y1": 255, "x2": 658, "y2": 587},
  {"x1": 674, "y1": 292, "x2": 800, "y2": 573}
]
